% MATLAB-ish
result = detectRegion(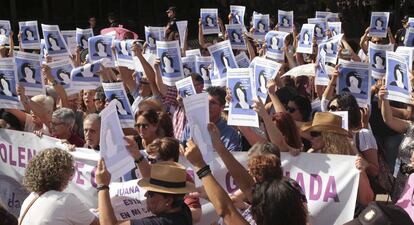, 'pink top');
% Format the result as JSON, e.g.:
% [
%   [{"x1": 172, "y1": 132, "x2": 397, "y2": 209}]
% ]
[{"x1": 396, "y1": 173, "x2": 414, "y2": 222}]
